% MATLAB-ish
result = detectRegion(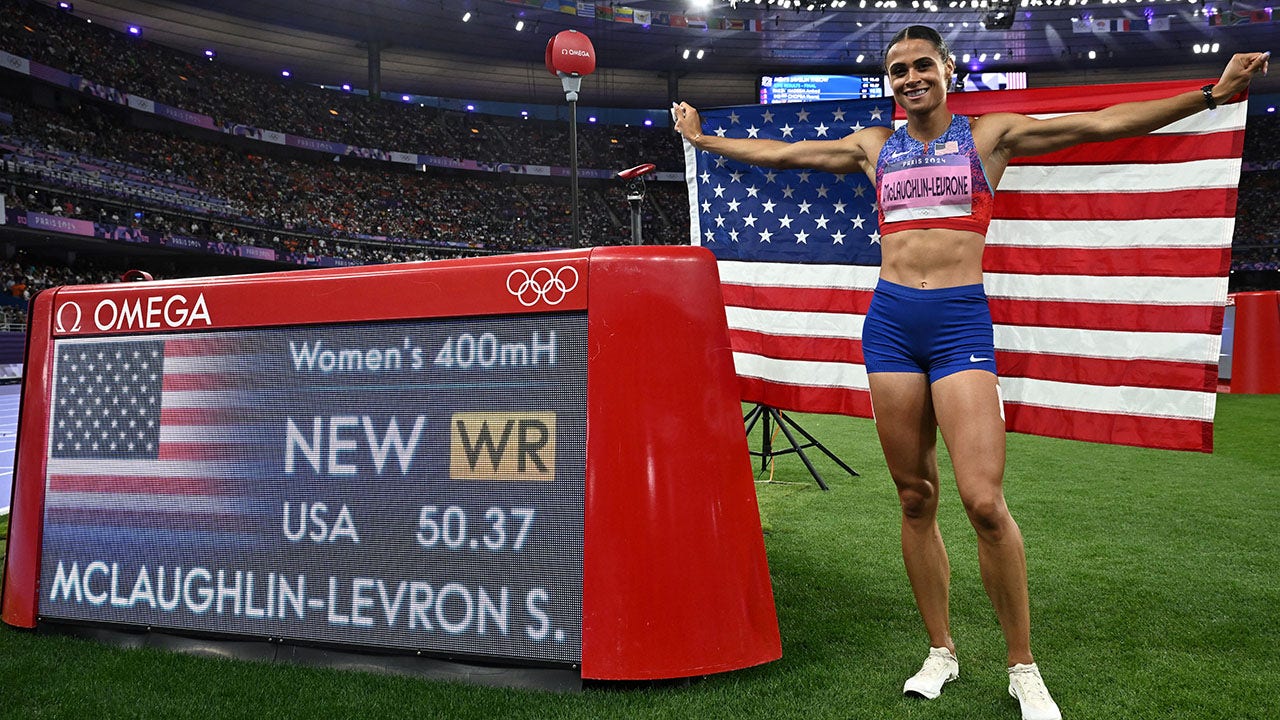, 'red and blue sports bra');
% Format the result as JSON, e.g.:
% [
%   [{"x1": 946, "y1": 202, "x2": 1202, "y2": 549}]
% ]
[{"x1": 875, "y1": 114, "x2": 994, "y2": 237}]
